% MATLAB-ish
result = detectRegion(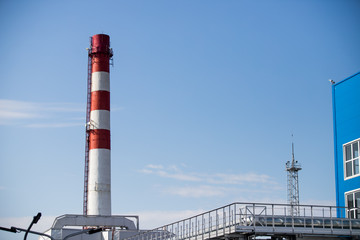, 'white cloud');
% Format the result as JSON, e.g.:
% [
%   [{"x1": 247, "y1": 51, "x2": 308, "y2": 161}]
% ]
[
  {"x1": 0, "y1": 99, "x2": 84, "y2": 128},
  {"x1": 140, "y1": 165, "x2": 202, "y2": 182},
  {"x1": 140, "y1": 164, "x2": 282, "y2": 198},
  {"x1": 164, "y1": 185, "x2": 227, "y2": 198},
  {"x1": 157, "y1": 170, "x2": 202, "y2": 182},
  {"x1": 209, "y1": 173, "x2": 277, "y2": 185},
  {"x1": 140, "y1": 164, "x2": 278, "y2": 186},
  {"x1": 0, "y1": 110, "x2": 39, "y2": 119},
  {"x1": 147, "y1": 164, "x2": 164, "y2": 170},
  {"x1": 0, "y1": 100, "x2": 41, "y2": 120}
]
